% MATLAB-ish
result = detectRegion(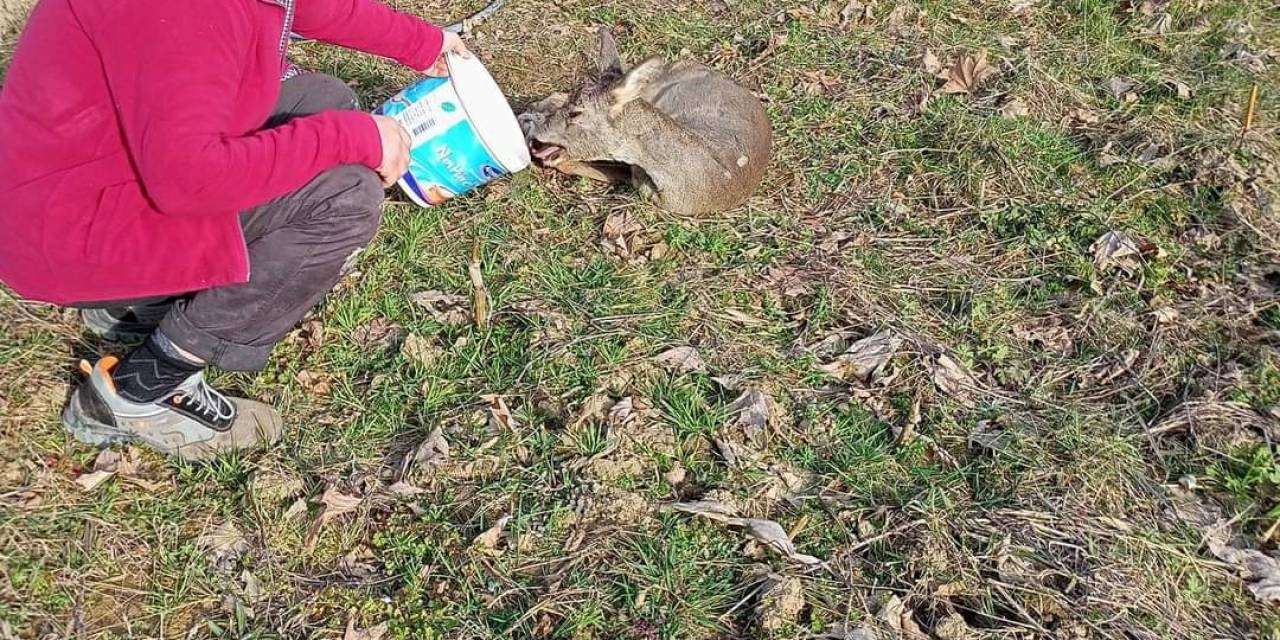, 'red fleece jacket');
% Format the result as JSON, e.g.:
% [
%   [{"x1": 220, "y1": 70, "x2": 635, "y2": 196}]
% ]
[{"x1": 0, "y1": 0, "x2": 443, "y2": 304}]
